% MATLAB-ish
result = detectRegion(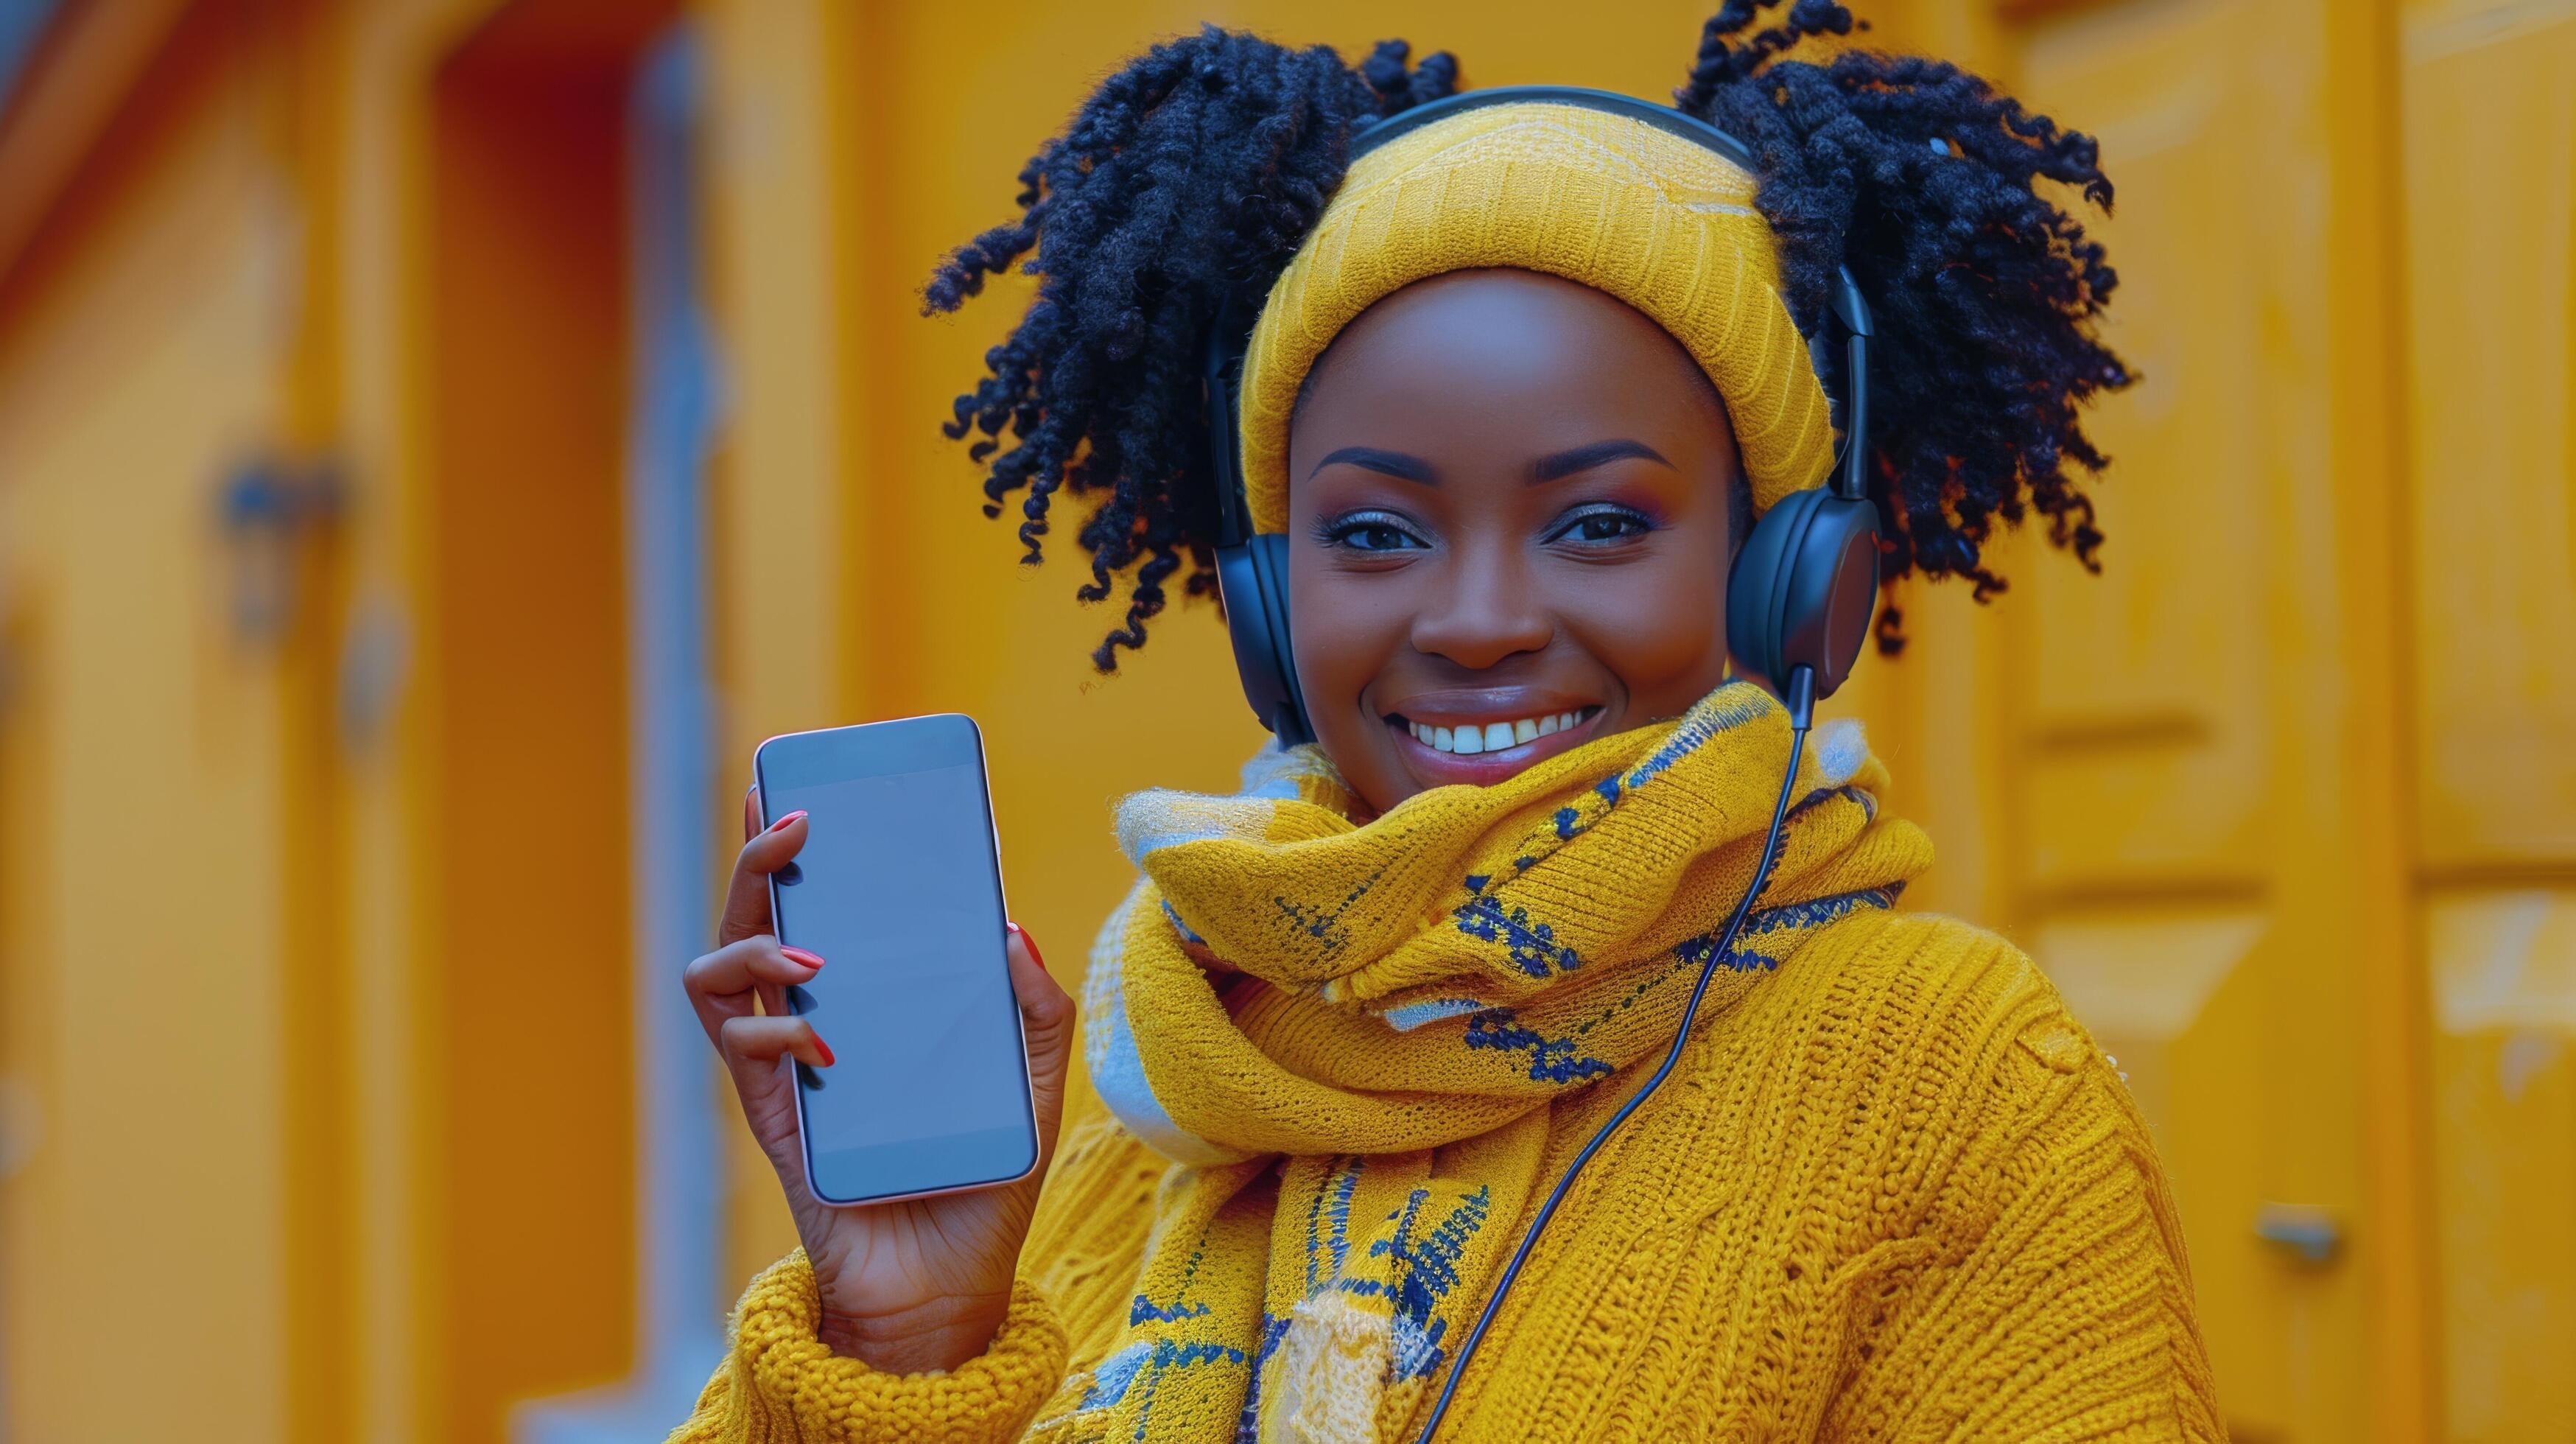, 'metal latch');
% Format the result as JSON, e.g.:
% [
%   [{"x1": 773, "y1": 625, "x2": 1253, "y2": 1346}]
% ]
[{"x1": 2254, "y1": 1202, "x2": 2342, "y2": 1266}]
